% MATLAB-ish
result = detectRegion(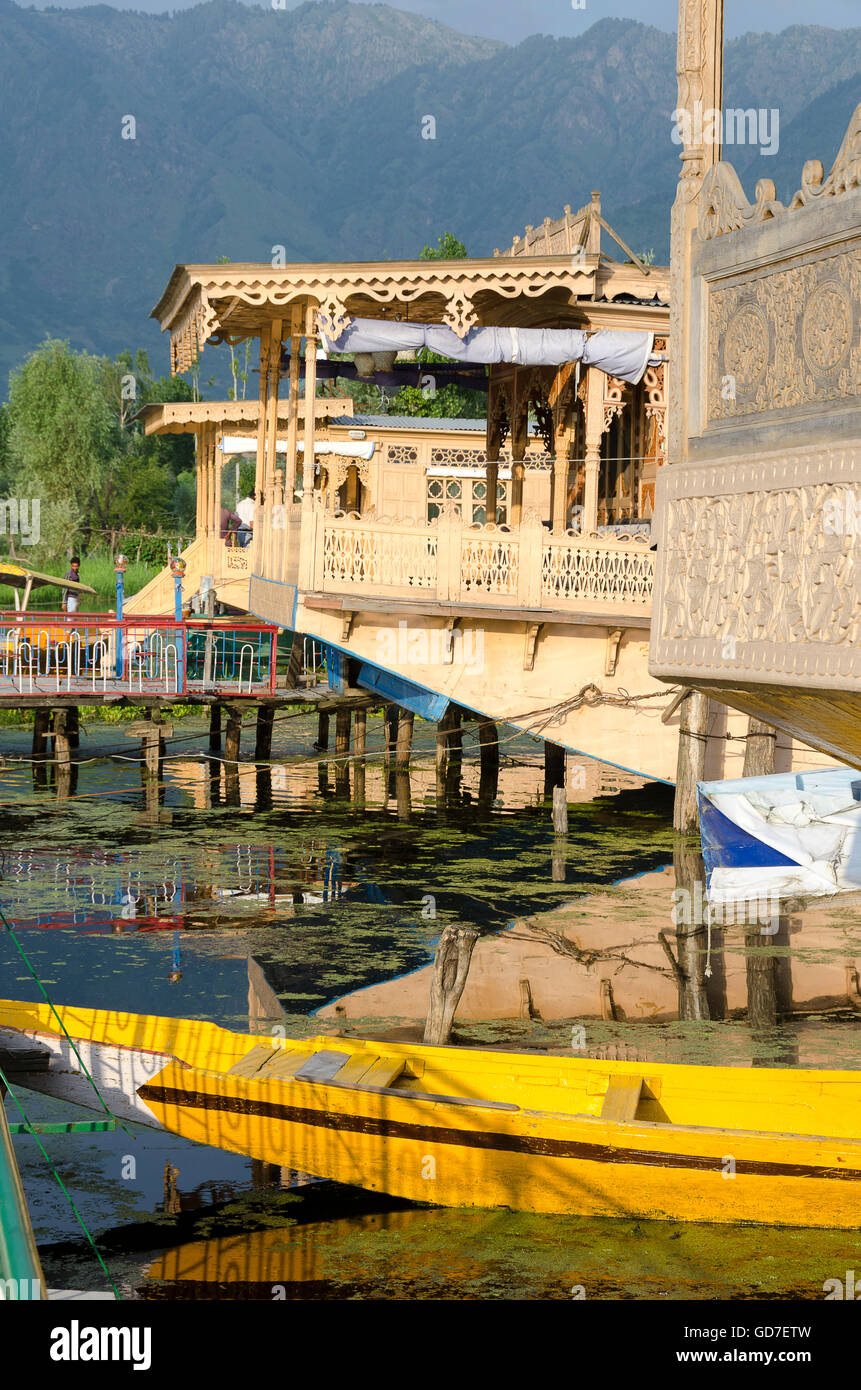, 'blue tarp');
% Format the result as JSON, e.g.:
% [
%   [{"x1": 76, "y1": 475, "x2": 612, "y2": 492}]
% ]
[{"x1": 355, "y1": 661, "x2": 450, "y2": 722}]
